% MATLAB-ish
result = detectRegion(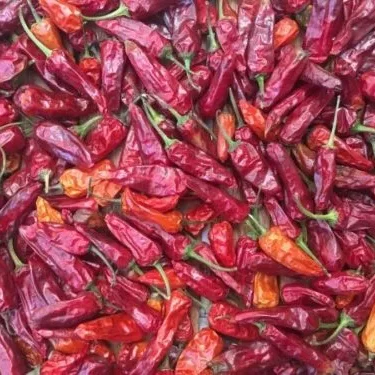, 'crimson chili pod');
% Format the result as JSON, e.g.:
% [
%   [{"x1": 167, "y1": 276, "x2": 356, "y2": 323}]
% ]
[
  {"x1": 281, "y1": 283, "x2": 335, "y2": 308},
  {"x1": 311, "y1": 272, "x2": 370, "y2": 296},
  {"x1": 0, "y1": 324, "x2": 27, "y2": 375},
  {"x1": 31, "y1": 292, "x2": 101, "y2": 330},
  {"x1": 306, "y1": 220, "x2": 344, "y2": 273},
  {"x1": 99, "y1": 39, "x2": 126, "y2": 112},
  {"x1": 0, "y1": 125, "x2": 25, "y2": 154},
  {"x1": 181, "y1": 65, "x2": 213, "y2": 100},
  {"x1": 0, "y1": 0, "x2": 29, "y2": 37},
  {"x1": 125, "y1": 40, "x2": 192, "y2": 115},
  {"x1": 0, "y1": 250, "x2": 18, "y2": 312},
  {"x1": 172, "y1": 260, "x2": 228, "y2": 302},
  {"x1": 198, "y1": 52, "x2": 236, "y2": 118},
  {"x1": 301, "y1": 61, "x2": 342, "y2": 91},
  {"x1": 118, "y1": 126, "x2": 144, "y2": 168},
  {"x1": 46, "y1": 196, "x2": 99, "y2": 211},
  {"x1": 0, "y1": 98, "x2": 18, "y2": 127},
  {"x1": 266, "y1": 142, "x2": 313, "y2": 220},
  {"x1": 104, "y1": 213, "x2": 162, "y2": 267},
  {"x1": 97, "y1": 165, "x2": 187, "y2": 197},
  {"x1": 75, "y1": 222, "x2": 133, "y2": 269},
  {"x1": 0, "y1": 182, "x2": 42, "y2": 239},
  {"x1": 34, "y1": 121, "x2": 94, "y2": 169},
  {"x1": 235, "y1": 305, "x2": 320, "y2": 333},
  {"x1": 19, "y1": 223, "x2": 95, "y2": 293},
  {"x1": 96, "y1": 18, "x2": 172, "y2": 59},
  {"x1": 0, "y1": 48, "x2": 28, "y2": 84},
  {"x1": 97, "y1": 278, "x2": 162, "y2": 334},
  {"x1": 279, "y1": 88, "x2": 334, "y2": 144},
  {"x1": 84, "y1": 115, "x2": 128, "y2": 163}
]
